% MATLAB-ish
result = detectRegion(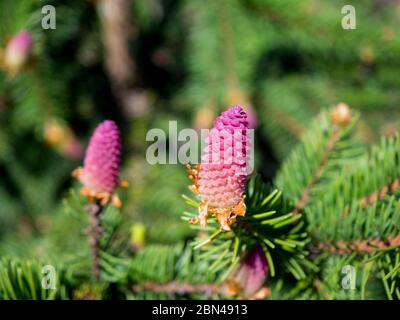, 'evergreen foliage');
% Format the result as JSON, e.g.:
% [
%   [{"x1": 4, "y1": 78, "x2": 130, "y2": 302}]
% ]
[{"x1": 0, "y1": 0, "x2": 399, "y2": 300}]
